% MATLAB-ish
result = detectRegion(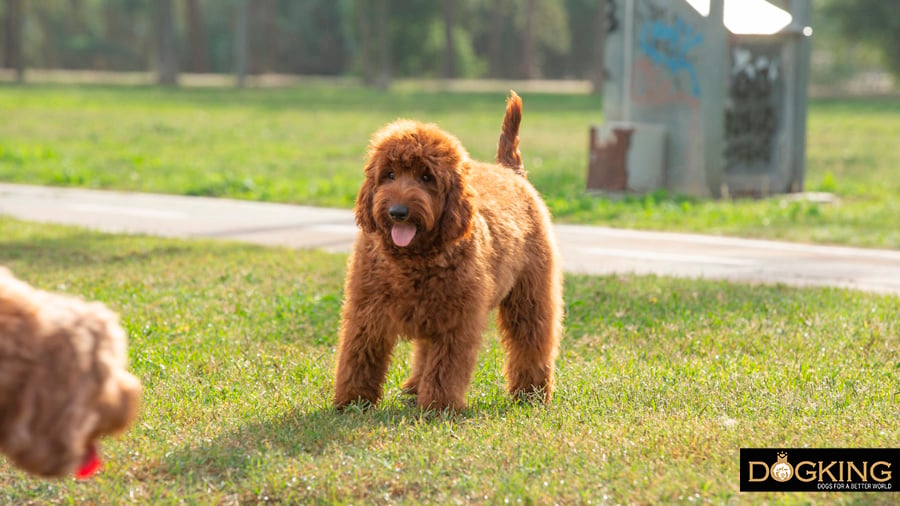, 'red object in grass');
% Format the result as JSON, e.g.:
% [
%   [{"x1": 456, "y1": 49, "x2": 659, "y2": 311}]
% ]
[{"x1": 74, "y1": 443, "x2": 102, "y2": 480}]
